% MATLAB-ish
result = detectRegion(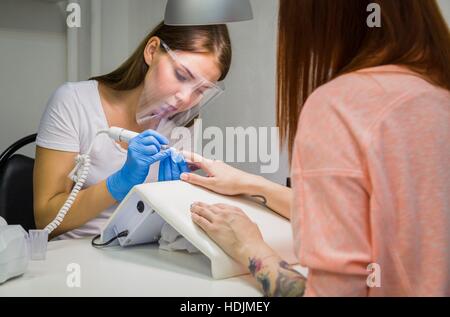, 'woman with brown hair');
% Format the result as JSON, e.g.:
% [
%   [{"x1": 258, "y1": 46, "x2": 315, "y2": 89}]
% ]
[
  {"x1": 181, "y1": 0, "x2": 450, "y2": 296},
  {"x1": 33, "y1": 23, "x2": 232, "y2": 239}
]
